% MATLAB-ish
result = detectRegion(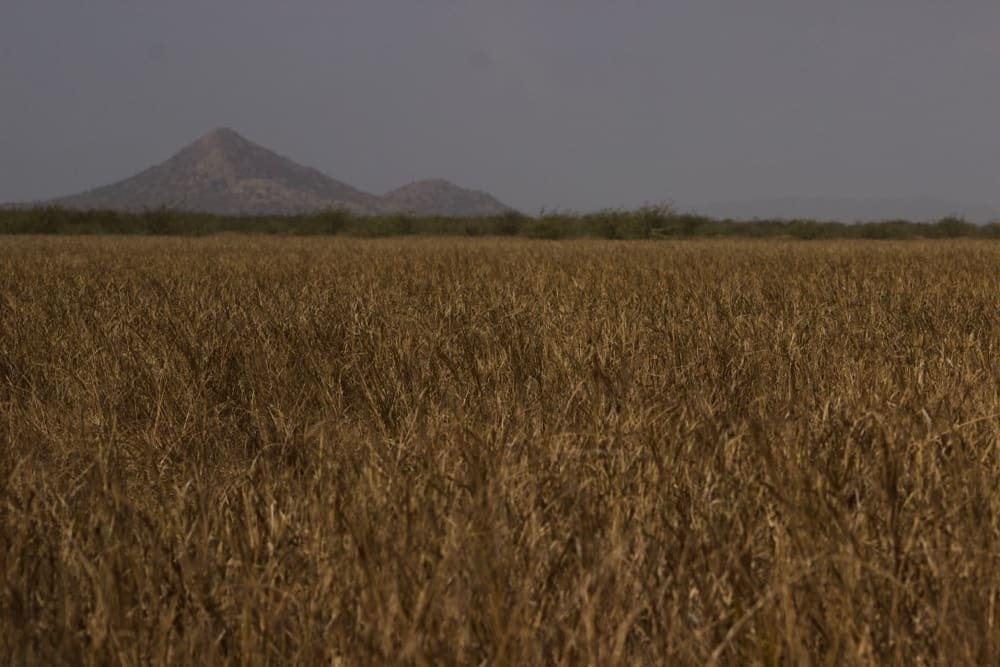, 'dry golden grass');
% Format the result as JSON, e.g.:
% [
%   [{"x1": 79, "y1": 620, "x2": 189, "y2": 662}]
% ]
[{"x1": 2, "y1": 236, "x2": 1000, "y2": 665}]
